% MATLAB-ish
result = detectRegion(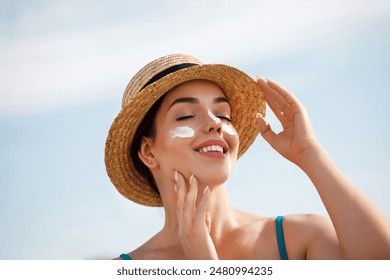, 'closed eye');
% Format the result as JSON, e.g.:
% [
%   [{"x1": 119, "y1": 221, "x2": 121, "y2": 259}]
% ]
[
  {"x1": 218, "y1": 116, "x2": 232, "y2": 123},
  {"x1": 176, "y1": 115, "x2": 194, "y2": 121},
  {"x1": 176, "y1": 115, "x2": 231, "y2": 122}
]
